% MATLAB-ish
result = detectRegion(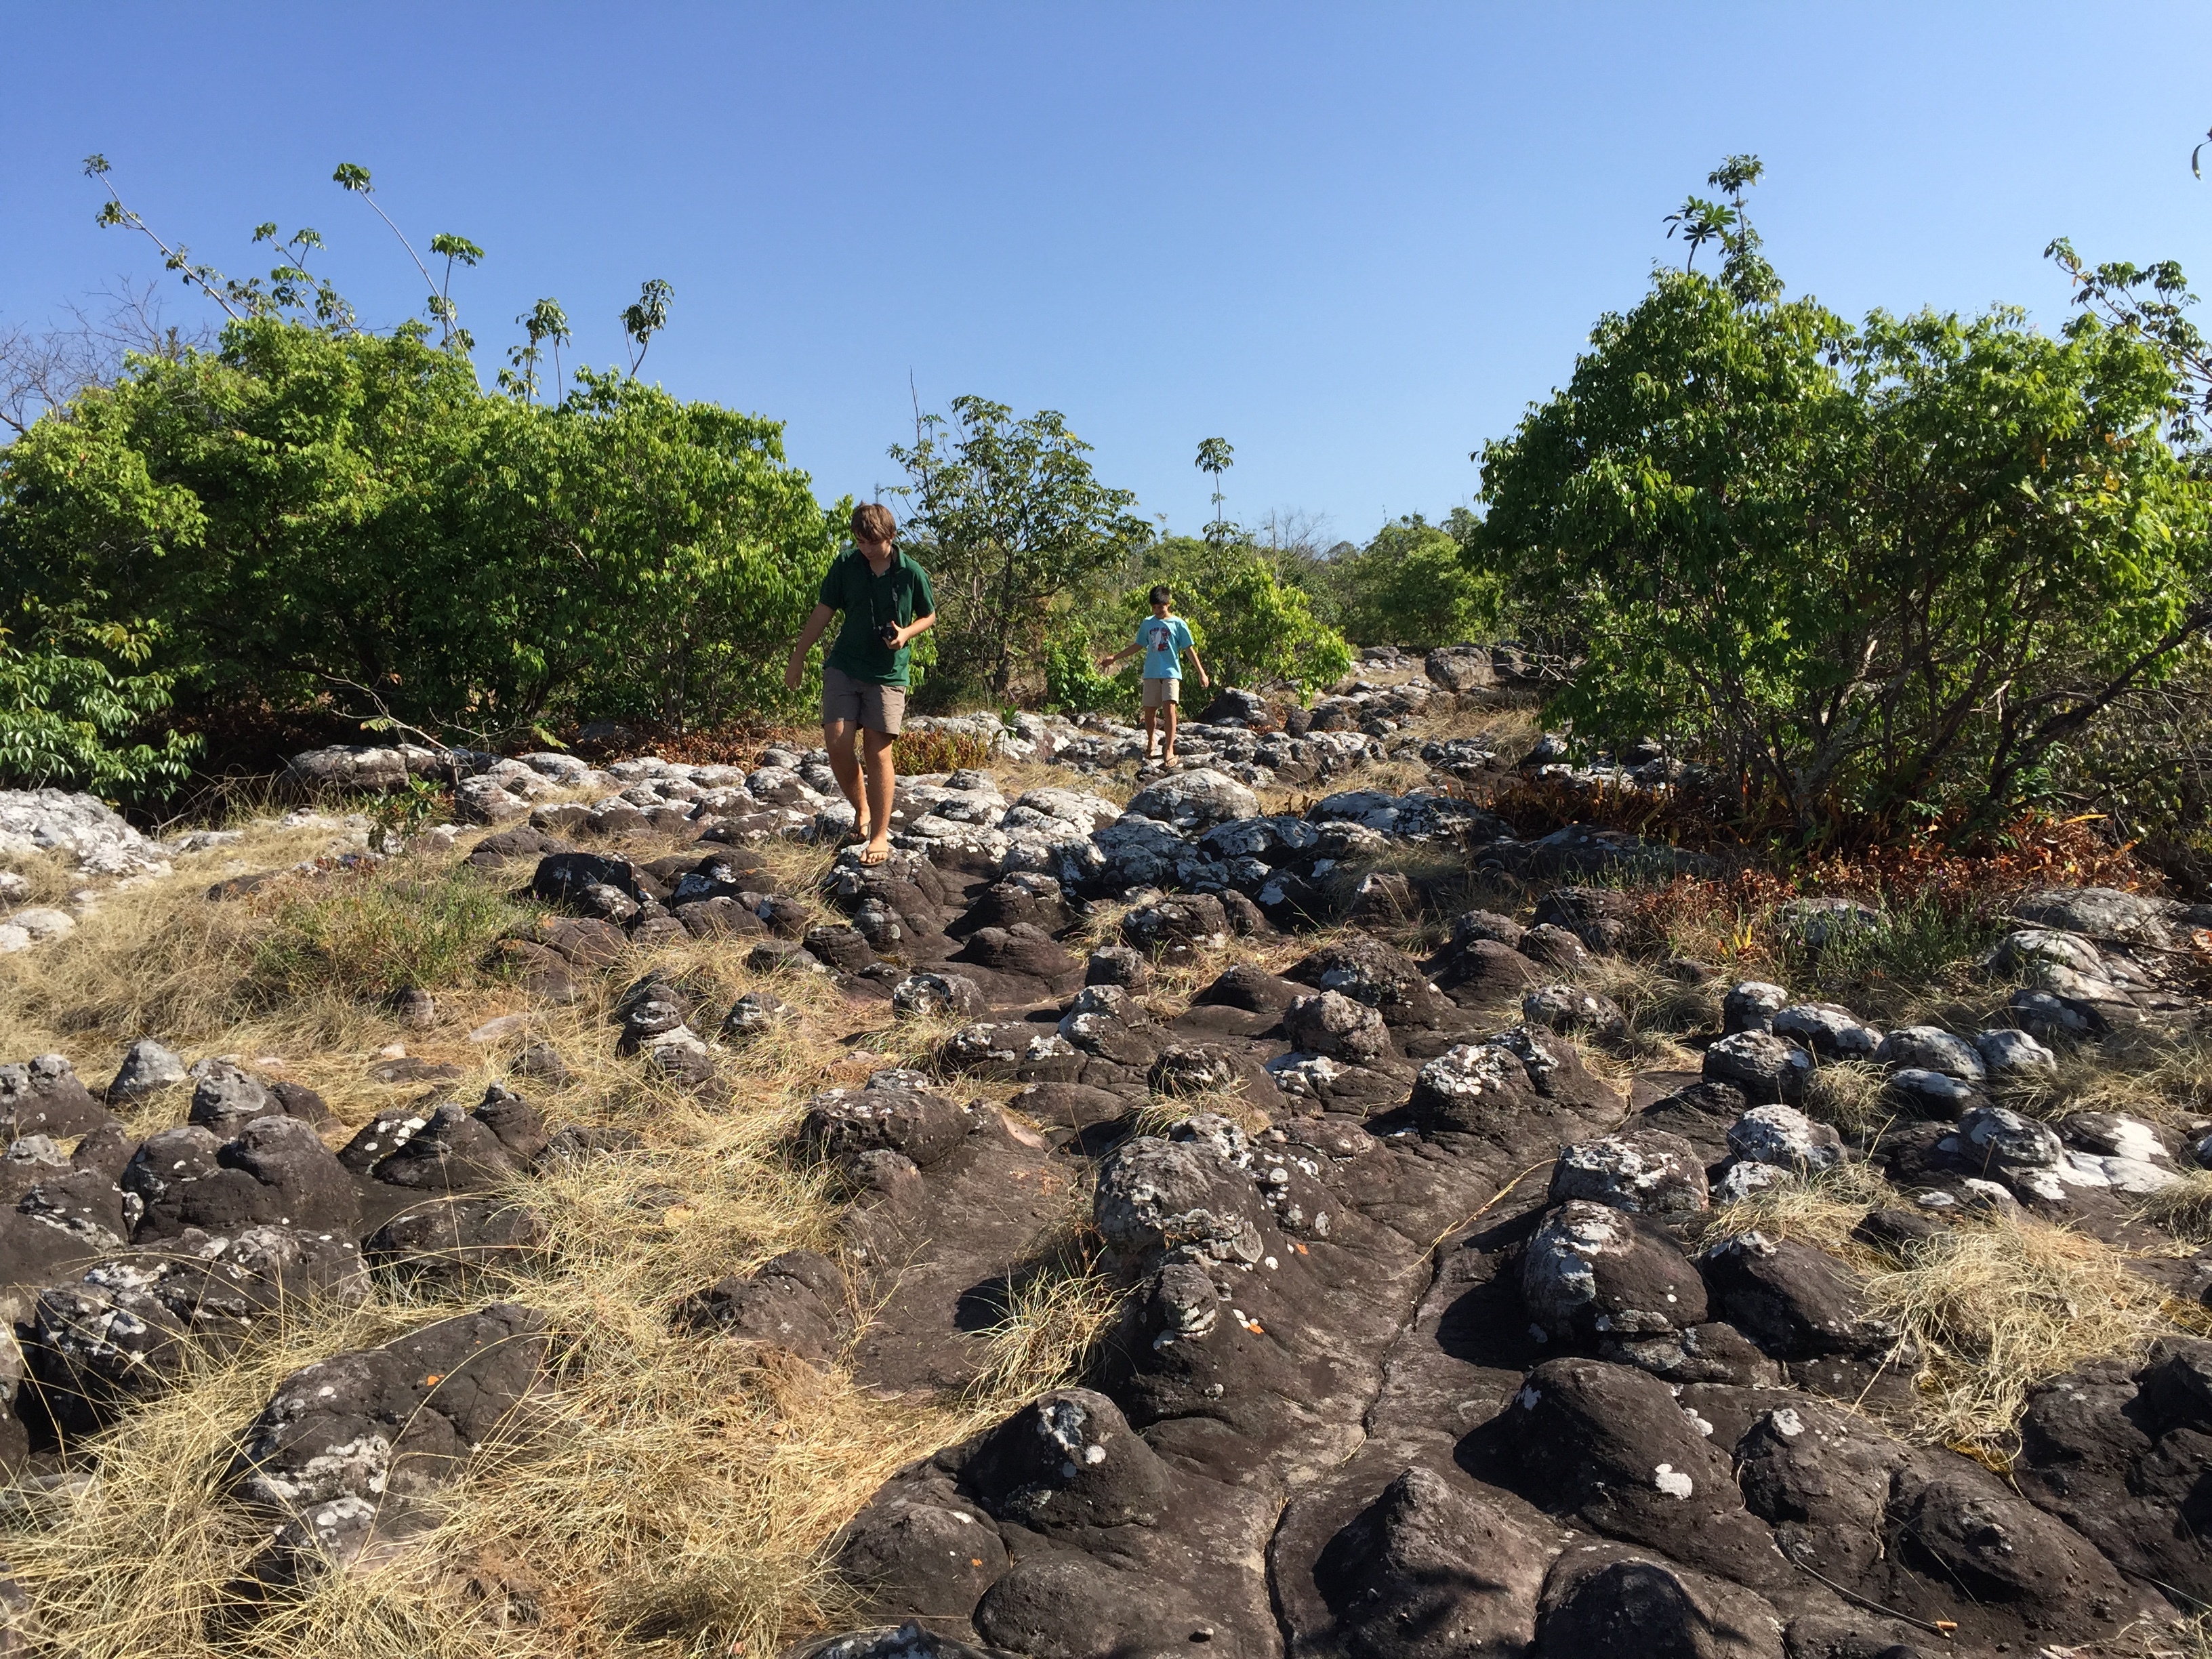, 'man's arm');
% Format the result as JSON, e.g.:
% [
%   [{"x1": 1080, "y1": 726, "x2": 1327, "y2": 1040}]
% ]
[
  {"x1": 890, "y1": 609, "x2": 935, "y2": 648},
  {"x1": 785, "y1": 602, "x2": 836, "y2": 689},
  {"x1": 1182, "y1": 643, "x2": 1210, "y2": 689}
]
